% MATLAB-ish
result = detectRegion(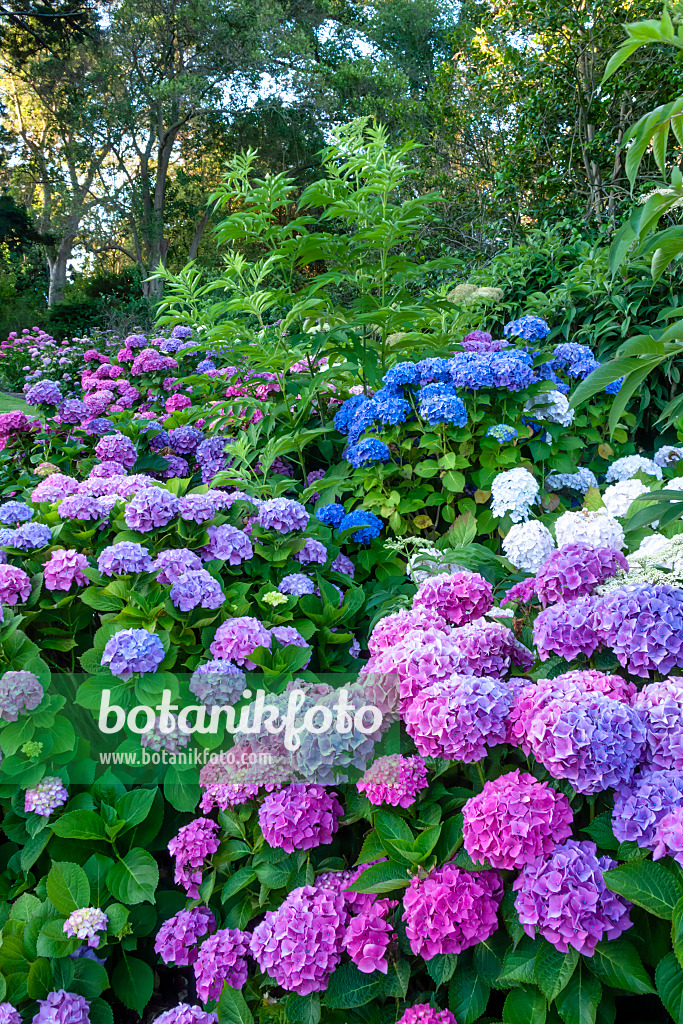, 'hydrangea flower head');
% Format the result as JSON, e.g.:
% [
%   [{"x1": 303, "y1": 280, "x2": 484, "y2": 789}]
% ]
[
  {"x1": 63, "y1": 907, "x2": 108, "y2": 947},
  {"x1": 58, "y1": 494, "x2": 108, "y2": 522},
  {"x1": 154, "y1": 907, "x2": 216, "y2": 966},
  {"x1": 555, "y1": 509, "x2": 625, "y2": 550},
  {"x1": 101, "y1": 628, "x2": 165, "y2": 680},
  {"x1": 606, "y1": 454, "x2": 662, "y2": 483},
  {"x1": 26, "y1": 379, "x2": 62, "y2": 406},
  {"x1": 25, "y1": 776, "x2": 68, "y2": 816},
  {"x1": 503, "y1": 315, "x2": 550, "y2": 340},
  {"x1": 344, "y1": 897, "x2": 396, "y2": 974},
  {"x1": 170, "y1": 570, "x2": 225, "y2": 611},
  {"x1": 153, "y1": 1006, "x2": 216, "y2": 1024},
  {"x1": 32, "y1": 473, "x2": 79, "y2": 503},
  {"x1": 124, "y1": 487, "x2": 179, "y2": 532},
  {"x1": 12, "y1": 521, "x2": 52, "y2": 550},
  {"x1": 503, "y1": 520, "x2": 555, "y2": 572},
  {"x1": 194, "y1": 928, "x2": 251, "y2": 999},
  {"x1": 412, "y1": 570, "x2": 492, "y2": 625},
  {"x1": 279, "y1": 573, "x2": 316, "y2": 597},
  {"x1": 491, "y1": 467, "x2": 539, "y2": 522},
  {"x1": 94, "y1": 432, "x2": 137, "y2": 468},
  {"x1": 178, "y1": 493, "x2": 216, "y2": 524},
  {"x1": 418, "y1": 384, "x2": 468, "y2": 426},
  {"x1": 316, "y1": 503, "x2": 346, "y2": 527},
  {"x1": 534, "y1": 595, "x2": 601, "y2": 661},
  {"x1": 257, "y1": 497, "x2": 309, "y2": 533},
  {"x1": 0, "y1": 670, "x2": 43, "y2": 721},
  {"x1": 486, "y1": 423, "x2": 518, "y2": 442},
  {"x1": 397, "y1": 1006, "x2": 457, "y2": 1024},
  {"x1": 403, "y1": 862, "x2": 503, "y2": 958},
  {"x1": 513, "y1": 839, "x2": 632, "y2": 955},
  {"x1": 32, "y1": 991, "x2": 90, "y2": 1024},
  {"x1": 603, "y1": 479, "x2": 650, "y2": 518},
  {"x1": 0, "y1": 1004, "x2": 21, "y2": 1024},
  {"x1": 189, "y1": 660, "x2": 246, "y2": 706},
  {"x1": 534, "y1": 543, "x2": 628, "y2": 606},
  {"x1": 210, "y1": 616, "x2": 271, "y2": 667},
  {"x1": 613, "y1": 768, "x2": 683, "y2": 847},
  {"x1": 346, "y1": 437, "x2": 391, "y2": 467},
  {"x1": 168, "y1": 817, "x2": 220, "y2": 898},
  {"x1": 44, "y1": 545, "x2": 90, "y2": 591},
  {"x1": 0, "y1": 565, "x2": 31, "y2": 605},
  {"x1": 339, "y1": 509, "x2": 383, "y2": 543},
  {"x1": 0, "y1": 501, "x2": 32, "y2": 524},
  {"x1": 258, "y1": 783, "x2": 343, "y2": 852},
  {"x1": 594, "y1": 584, "x2": 683, "y2": 677},
  {"x1": 403, "y1": 674, "x2": 511, "y2": 761},
  {"x1": 357, "y1": 754, "x2": 428, "y2": 808},
  {"x1": 294, "y1": 538, "x2": 327, "y2": 566},
  {"x1": 98, "y1": 541, "x2": 153, "y2": 576}
]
